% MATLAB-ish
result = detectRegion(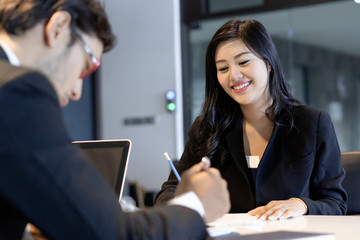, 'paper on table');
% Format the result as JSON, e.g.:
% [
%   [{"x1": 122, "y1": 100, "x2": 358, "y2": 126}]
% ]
[
  {"x1": 207, "y1": 214, "x2": 264, "y2": 237},
  {"x1": 210, "y1": 231, "x2": 335, "y2": 240},
  {"x1": 207, "y1": 226, "x2": 238, "y2": 237}
]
